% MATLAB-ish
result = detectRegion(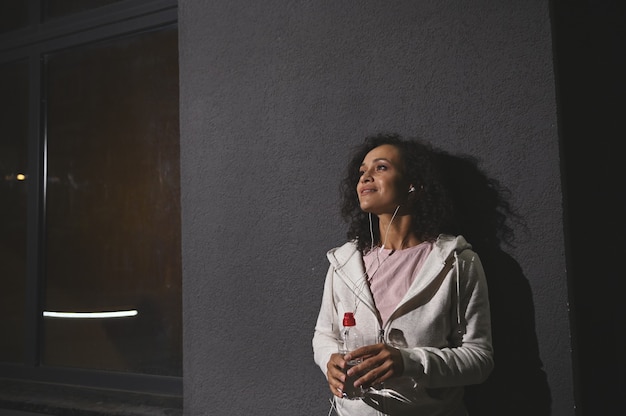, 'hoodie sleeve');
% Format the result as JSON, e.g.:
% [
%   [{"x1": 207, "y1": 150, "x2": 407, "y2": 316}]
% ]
[
  {"x1": 399, "y1": 249, "x2": 494, "y2": 388},
  {"x1": 312, "y1": 264, "x2": 341, "y2": 378}
]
